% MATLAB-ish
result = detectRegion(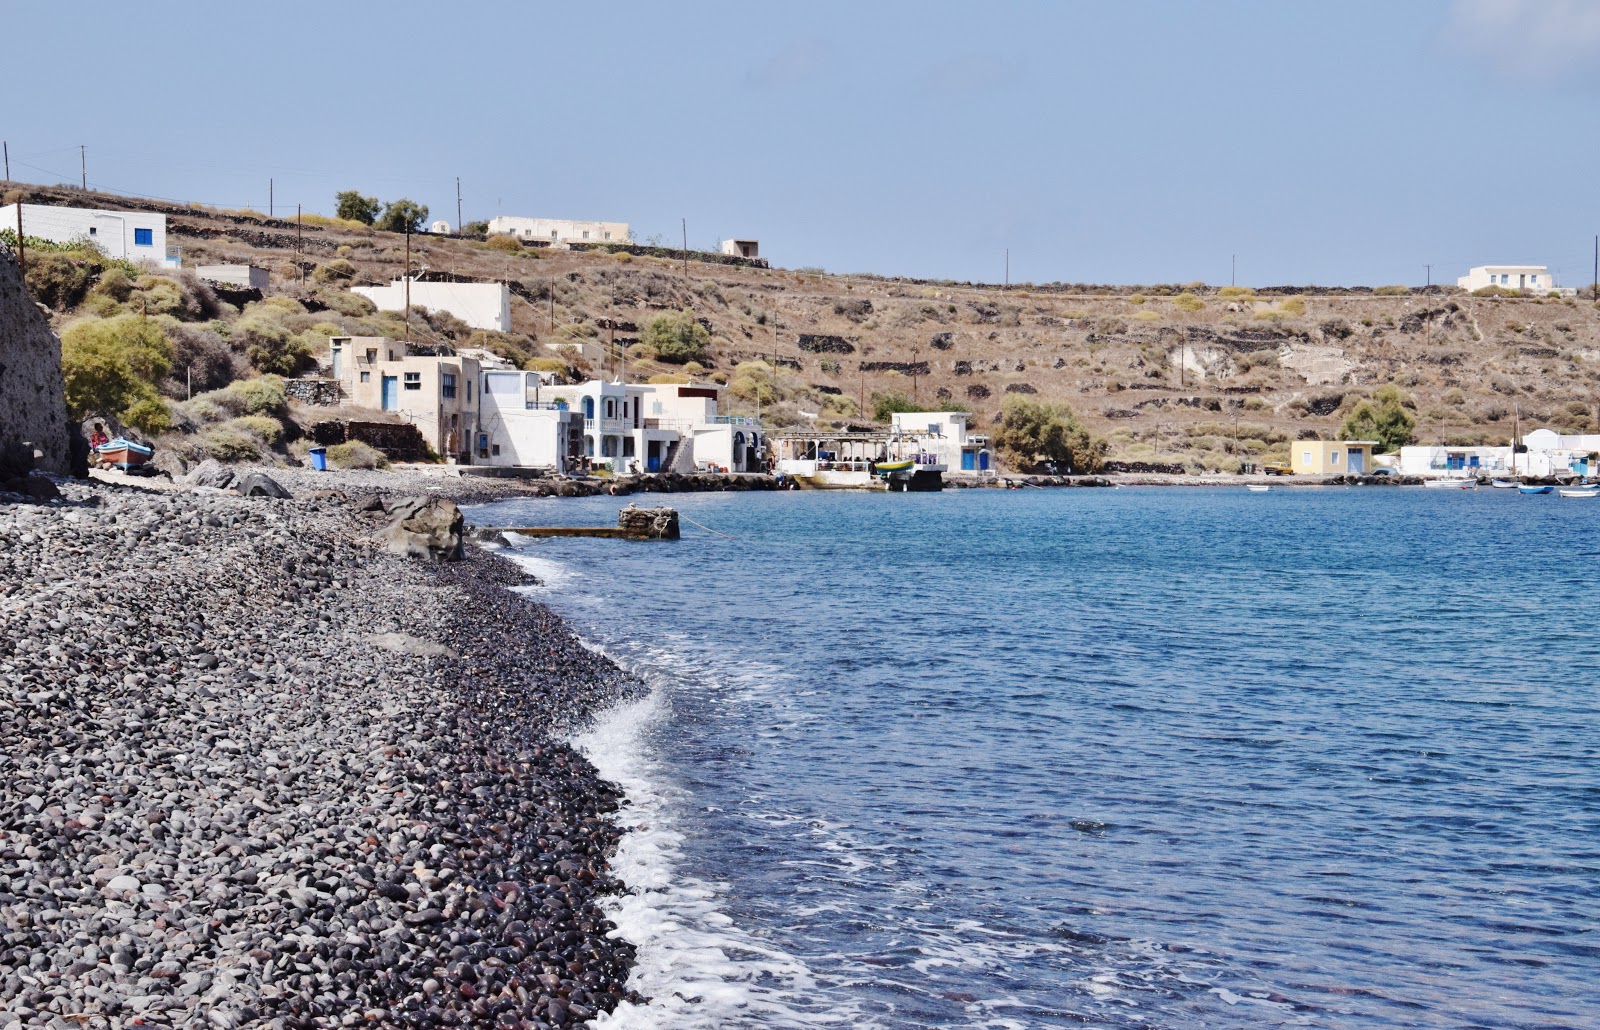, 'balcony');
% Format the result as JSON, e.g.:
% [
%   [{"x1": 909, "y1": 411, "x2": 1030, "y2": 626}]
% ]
[{"x1": 714, "y1": 415, "x2": 761, "y2": 427}]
